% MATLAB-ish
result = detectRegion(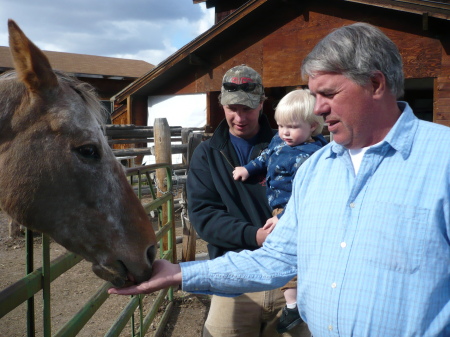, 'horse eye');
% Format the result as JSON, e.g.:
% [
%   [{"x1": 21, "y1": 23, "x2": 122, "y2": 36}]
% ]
[{"x1": 76, "y1": 145, "x2": 100, "y2": 159}]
